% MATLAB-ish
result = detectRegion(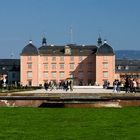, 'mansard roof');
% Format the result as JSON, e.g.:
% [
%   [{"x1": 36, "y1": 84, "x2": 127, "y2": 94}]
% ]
[
  {"x1": 21, "y1": 40, "x2": 115, "y2": 56},
  {"x1": 115, "y1": 59, "x2": 140, "y2": 72},
  {"x1": 38, "y1": 44, "x2": 98, "y2": 56},
  {"x1": 0, "y1": 59, "x2": 20, "y2": 66},
  {"x1": 0, "y1": 59, "x2": 20, "y2": 74},
  {"x1": 116, "y1": 59, "x2": 140, "y2": 66},
  {"x1": 96, "y1": 43, "x2": 114, "y2": 55},
  {"x1": 9, "y1": 65, "x2": 20, "y2": 72},
  {"x1": 21, "y1": 43, "x2": 39, "y2": 55}
]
